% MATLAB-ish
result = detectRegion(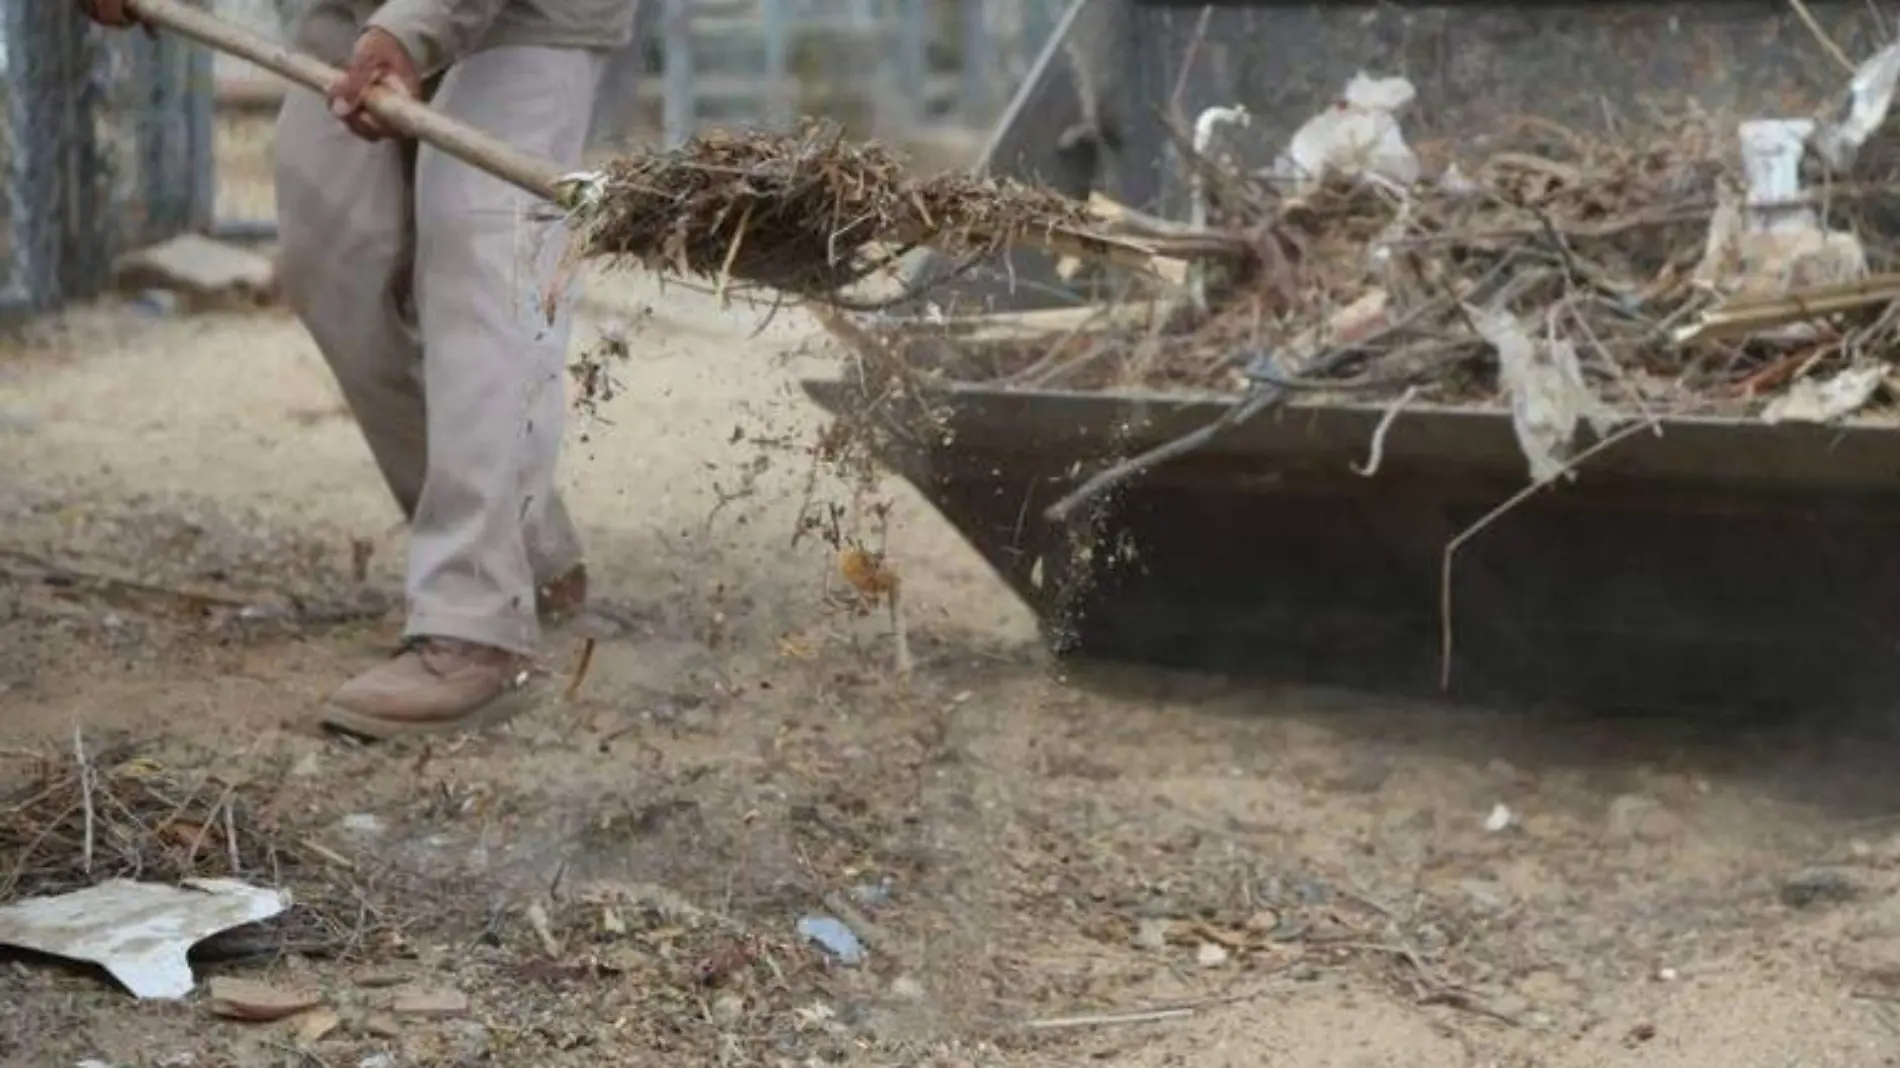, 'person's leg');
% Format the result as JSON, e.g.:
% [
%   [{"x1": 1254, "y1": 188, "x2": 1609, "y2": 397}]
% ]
[
  {"x1": 272, "y1": 89, "x2": 428, "y2": 517},
  {"x1": 276, "y1": 85, "x2": 584, "y2": 595},
  {"x1": 406, "y1": 44, "x2": 600, "y2": 650},
  {"x1": 322, "y1": 45, "x2": 603, "y2": 739}
]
